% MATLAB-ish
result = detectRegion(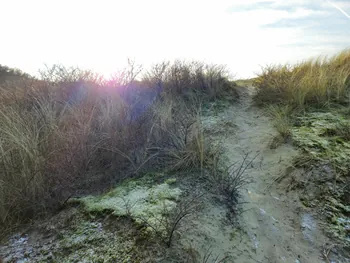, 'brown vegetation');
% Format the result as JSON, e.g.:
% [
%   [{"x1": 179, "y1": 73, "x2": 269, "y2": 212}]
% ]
[{"x1": 0, "y1": 60, "x2": 237, "y2": 229}]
